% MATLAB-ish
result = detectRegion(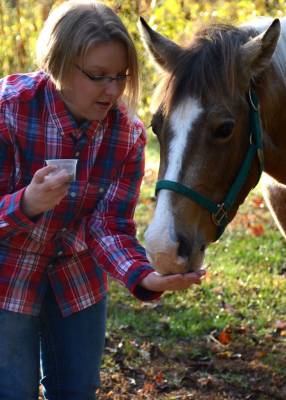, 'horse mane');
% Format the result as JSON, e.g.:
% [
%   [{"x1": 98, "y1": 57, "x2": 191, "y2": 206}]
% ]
[{"x1": 154, "y1": 18, "x2": 286, "y2": 115}]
